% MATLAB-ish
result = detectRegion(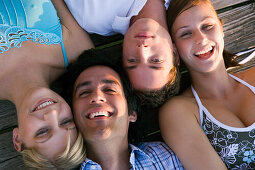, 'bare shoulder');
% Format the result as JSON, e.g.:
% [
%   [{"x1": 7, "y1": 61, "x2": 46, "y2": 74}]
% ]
[
  {"x1": 160, "y1": 89, "x2": 196, "y2": 113},
  {"x1": 234, "y1": 66, "x2": 255, "y2": 85},
  {"x1": 159, "y1": 88, "x2": 199, "y2": 121}
]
